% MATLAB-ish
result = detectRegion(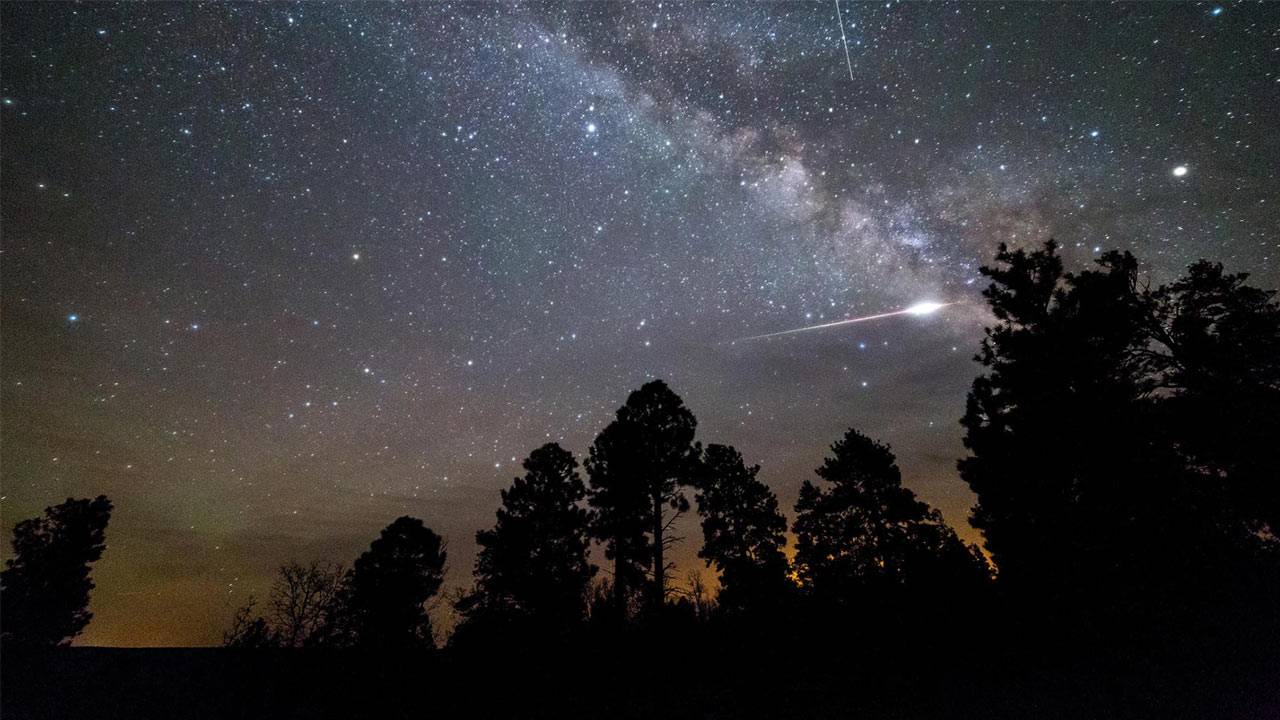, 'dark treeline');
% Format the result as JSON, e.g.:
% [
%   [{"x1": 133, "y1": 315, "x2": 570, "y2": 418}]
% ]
[
  {"x1": 4, "y1": 241, "x2": 1278, "y2": 719},
  {"x1": 218, "y1": 379, "x2": 994, "y2": 653}
]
